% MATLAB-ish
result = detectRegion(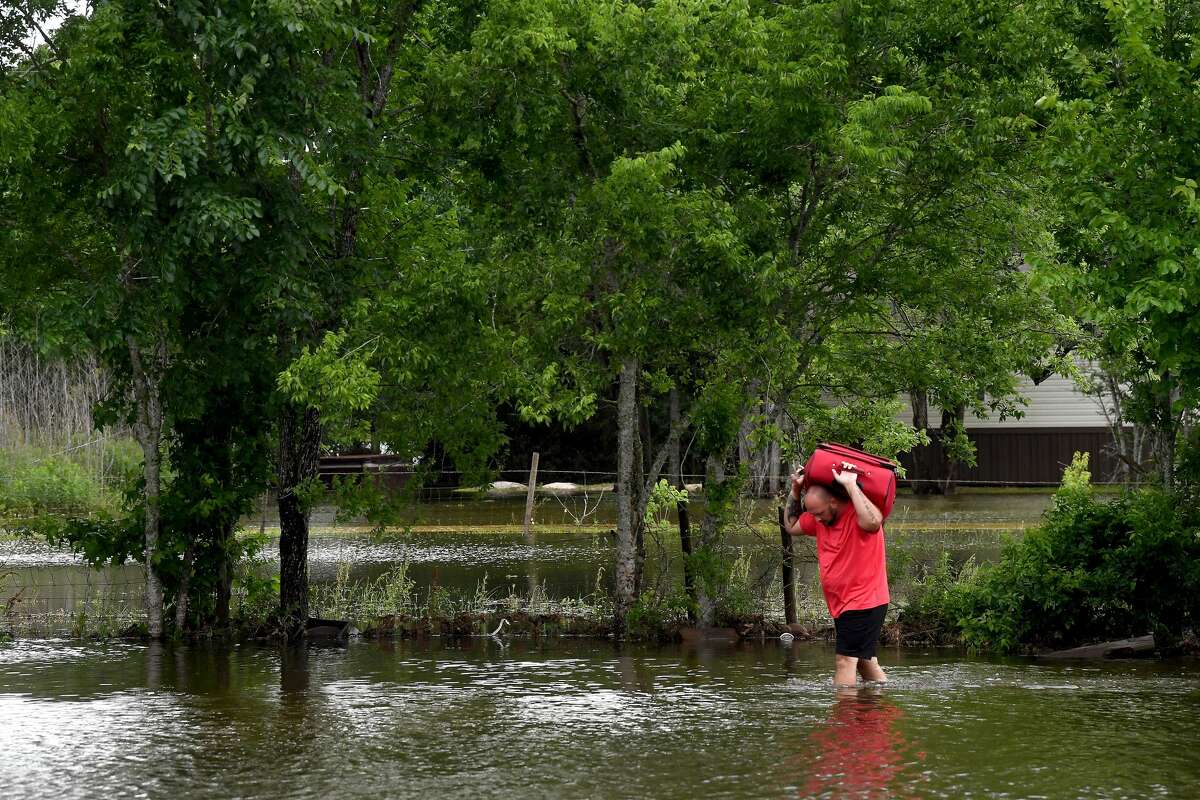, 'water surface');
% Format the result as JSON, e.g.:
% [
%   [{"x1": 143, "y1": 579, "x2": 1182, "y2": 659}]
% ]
[{"x1": 1, "y1": 638, "x2": 1196, "y2": 799}]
